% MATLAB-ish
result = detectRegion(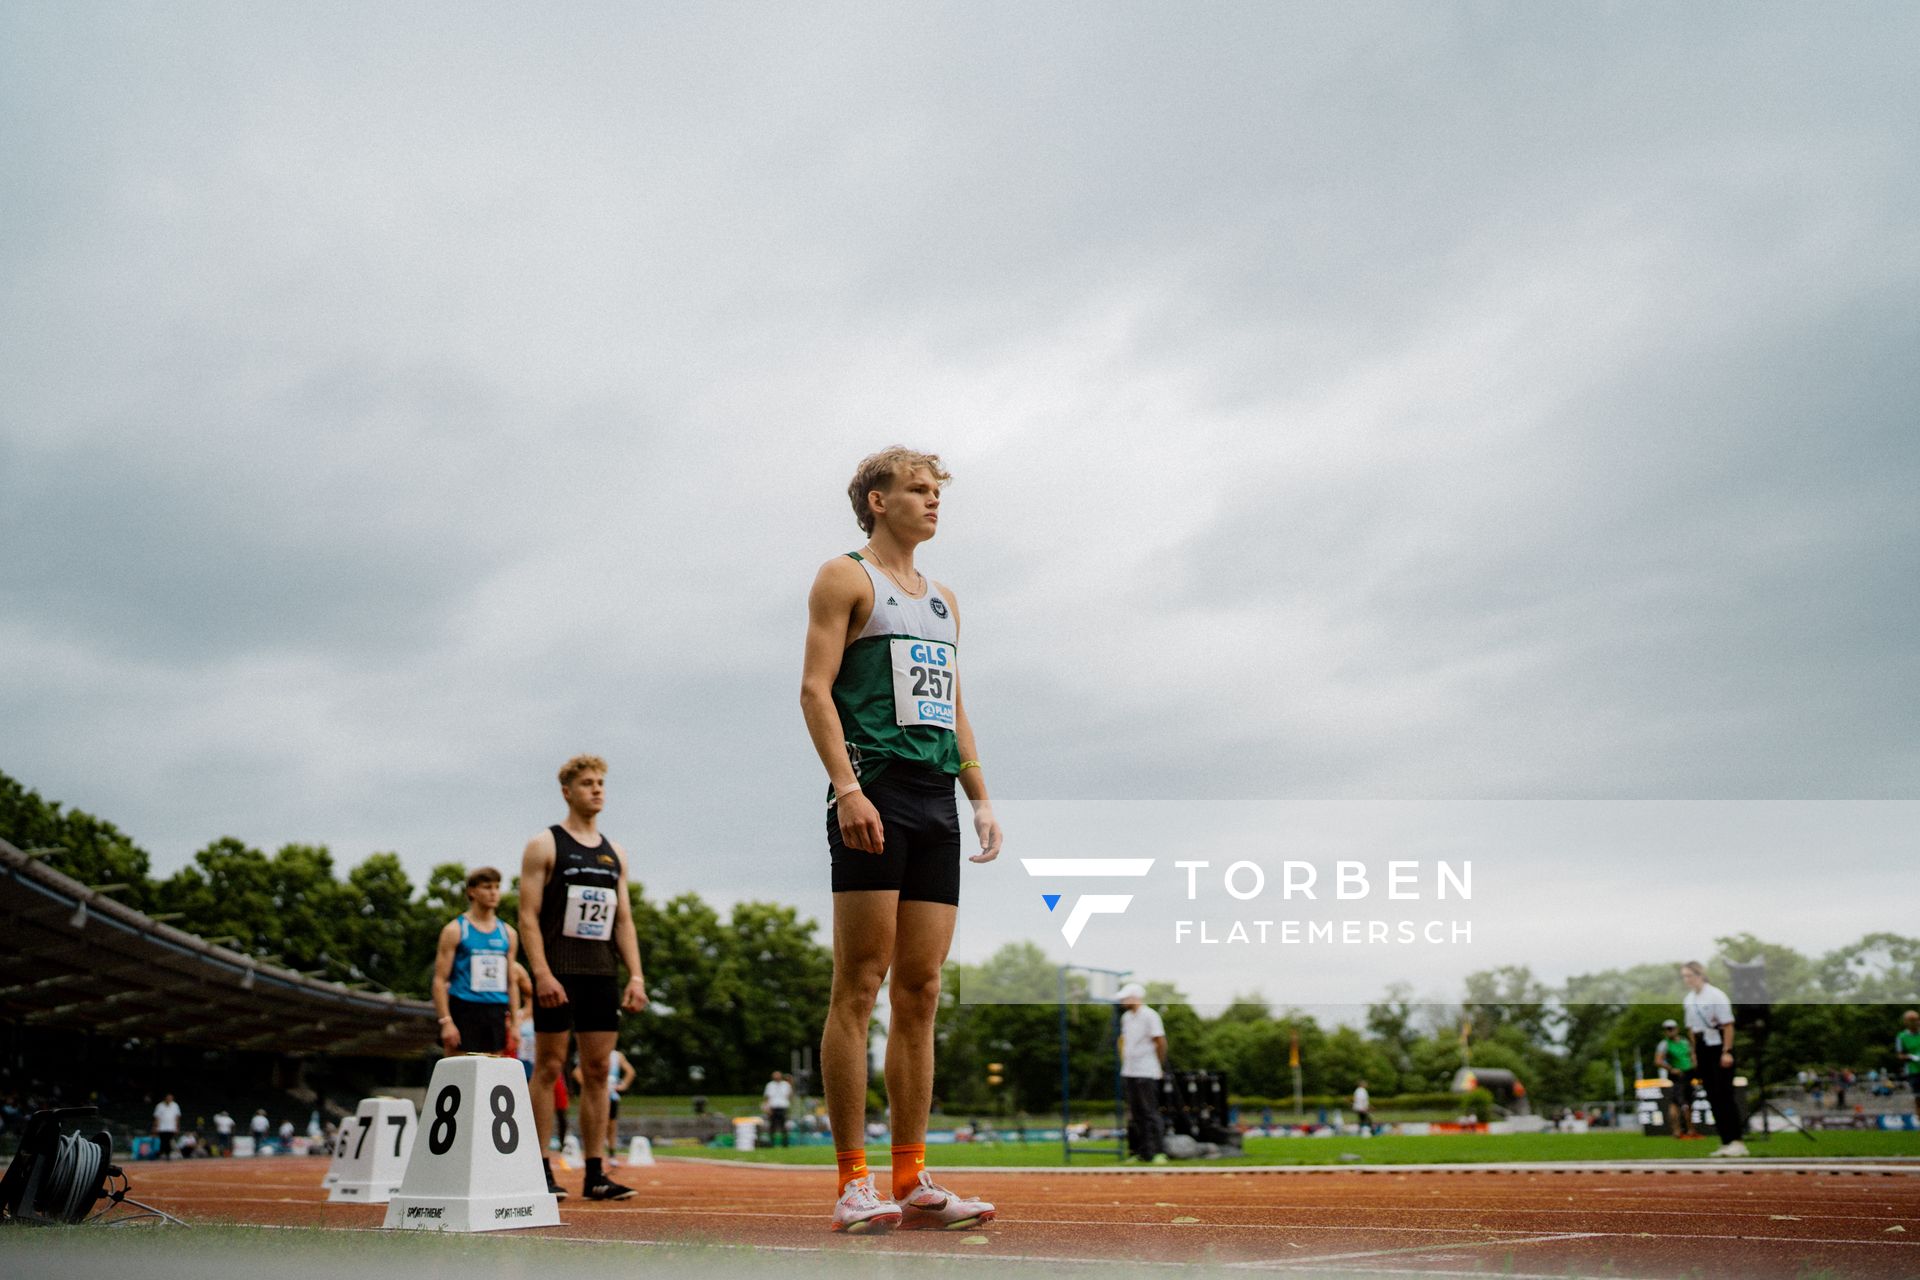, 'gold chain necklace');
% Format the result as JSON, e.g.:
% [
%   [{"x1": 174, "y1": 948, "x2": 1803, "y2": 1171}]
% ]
[{"x1": 863, "y1": 542, "x2": 924, "y2": 595}]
